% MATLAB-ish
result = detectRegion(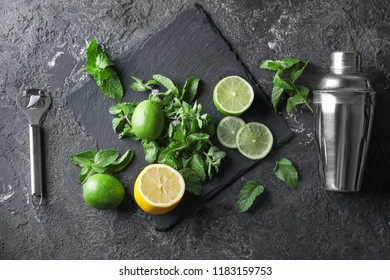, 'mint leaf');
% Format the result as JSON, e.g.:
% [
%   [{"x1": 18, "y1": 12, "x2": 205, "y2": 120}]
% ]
[
  {"x1": 273, "y1": 158, "x2": 298, "y2": 189},
  {"x1": 182, "y1": 77, "x2": 200, "y2": 103},
  {"x1": 98, "y1": 69, "x2": 123, "y2": 102},
  {"x1": 260, "y1": 58, "x2": 299, "y2": 71},
  {"x1": 237, "y1": 181, "x2": 265, "y2": 212},
  {"x1": 91, "y1": 163, "x2": 106, "y2": 173},
  {"x1": 289, "y1": 61, "x2": 308, "y2": 82},
  {"x1": 112, "y1": 117, "x2": 123, "y2": 132},
  {"x1": 69, "y1": 150, "x2": 97, "y2": 167},
  {"x1": 94, "y1": 68, "x2": 112, "y2": 81},
  {"x1": 143, "y1": 141, "x2": 159, "y2": 163},
  {"x1": 296, "y1": 85, "x2": 310, "y2": 98},
  {"x1": 273, "y1": 72, "x2": 293, "y2": 90},
  {"x1": 186, "y1": 133, "x2": 209, "y2": 151},
  {"x1": 185, "y1": 153, "x2": 206, "y2": 182},
  {"x1": 79, "y1": 165, "x2": 96, "y2": 184},
  {"x1": 85, "y1": 38, "x2": 99, "y2": 69},
  {"x1": 180, "y1": 168, "x2": 202, "y2": 196},
  {"x1": 96, "y1": 52, "x2": 114, "y2": 69},
  {"x1": 109, "y1": 102, "x2": 137, "y2": 115},
  {"x1": 260, "y1": 60, "x2": 280, "y2": 71},
  {"x1": 152, "y1": 74, "x2": 180, "y2": 98},
  {"x1": 107, "y1": 149, "x2": 134, "y2": 173},
  {"x1": 119, "y1": 124, "x2": 139, "y2": 140},
  {"x1": 158, "y1": 142, "x2": 187, "y2": 163},
  {"x1": 286, "y1": 94, "x2": 306, "y2": 114},
  {"x1": 130, "y1": 76, "x2": 156, "y2": 92},
  {"x1": 94, "y1": 149, "x2": 119, "y2": 167},
  {"x1": 271, "y1": 85, "x2": 284, "y2": 112},
  {"x1": 280, "y1": 57, "x2": 300, "y2": 69}
]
